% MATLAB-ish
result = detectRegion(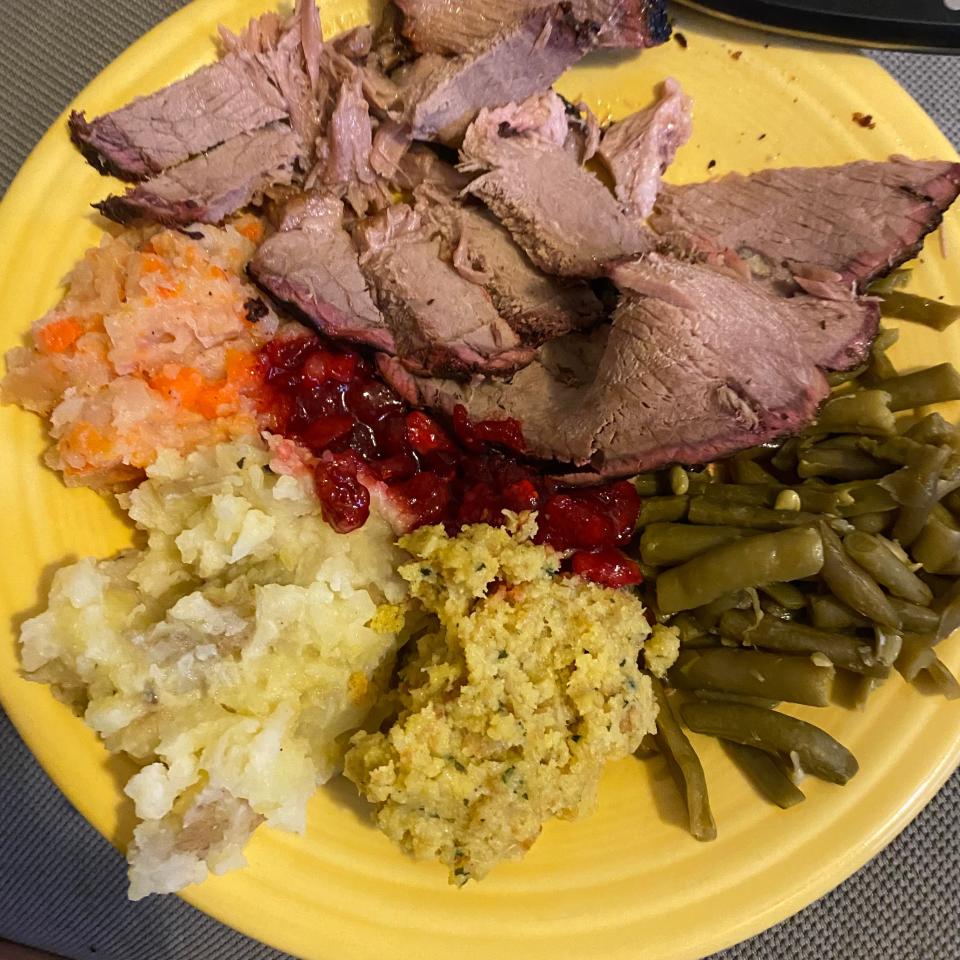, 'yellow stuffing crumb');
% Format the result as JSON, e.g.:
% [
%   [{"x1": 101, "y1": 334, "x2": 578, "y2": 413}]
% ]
[{"x1": 344, "y1": 515, "x2": 656, "y2": 884}]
